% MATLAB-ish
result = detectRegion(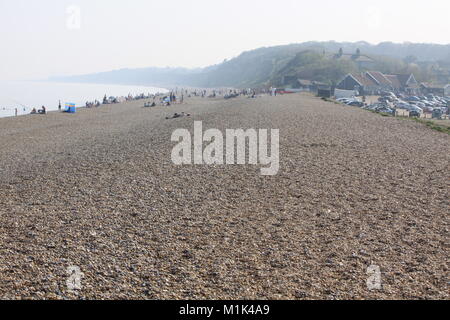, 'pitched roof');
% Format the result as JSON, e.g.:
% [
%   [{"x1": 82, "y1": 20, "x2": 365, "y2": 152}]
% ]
[
  {"x1": 345, "y1": 72, "x2": 420, "y2": 89},
  {"x1": 421, "y1": 82, "x2": 449, "y2": 89},
  {"x1": 297, "y1": 79, "x2": 313, "y2": 86},
  {"x1": 353, "y1": 55, "x2": 375, "y2": 63},
  {"x1": 384, "y1": 75, "x2": 402, "y2": 88},
  {"x1": 396, "y1": 74, "x2": 413, "y2": 86},
  {"x1": 349, "y1": 73, "x2": 378, "y2": 87},
  {"x1": 334, "y1": 53, "x2": 375, "y2": 63},
  {"x1": 297, "y1": 79, "x2": 328, "y2": 86},
  {"x1": 366, "y1": 71, "x2": 392, "y2": 86}
]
